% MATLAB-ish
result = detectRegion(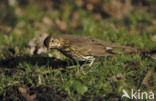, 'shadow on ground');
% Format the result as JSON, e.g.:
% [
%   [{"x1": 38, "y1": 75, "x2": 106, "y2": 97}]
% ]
[
  {"x1": 0, "y1": 55, "x2": 83, "y2": 101},
  {"x1": 0, "y1": 55, "x2": 77, "y2": 68},
  {"x1": 1, "y1": 85, "x2": 67, "y2": 101}
]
